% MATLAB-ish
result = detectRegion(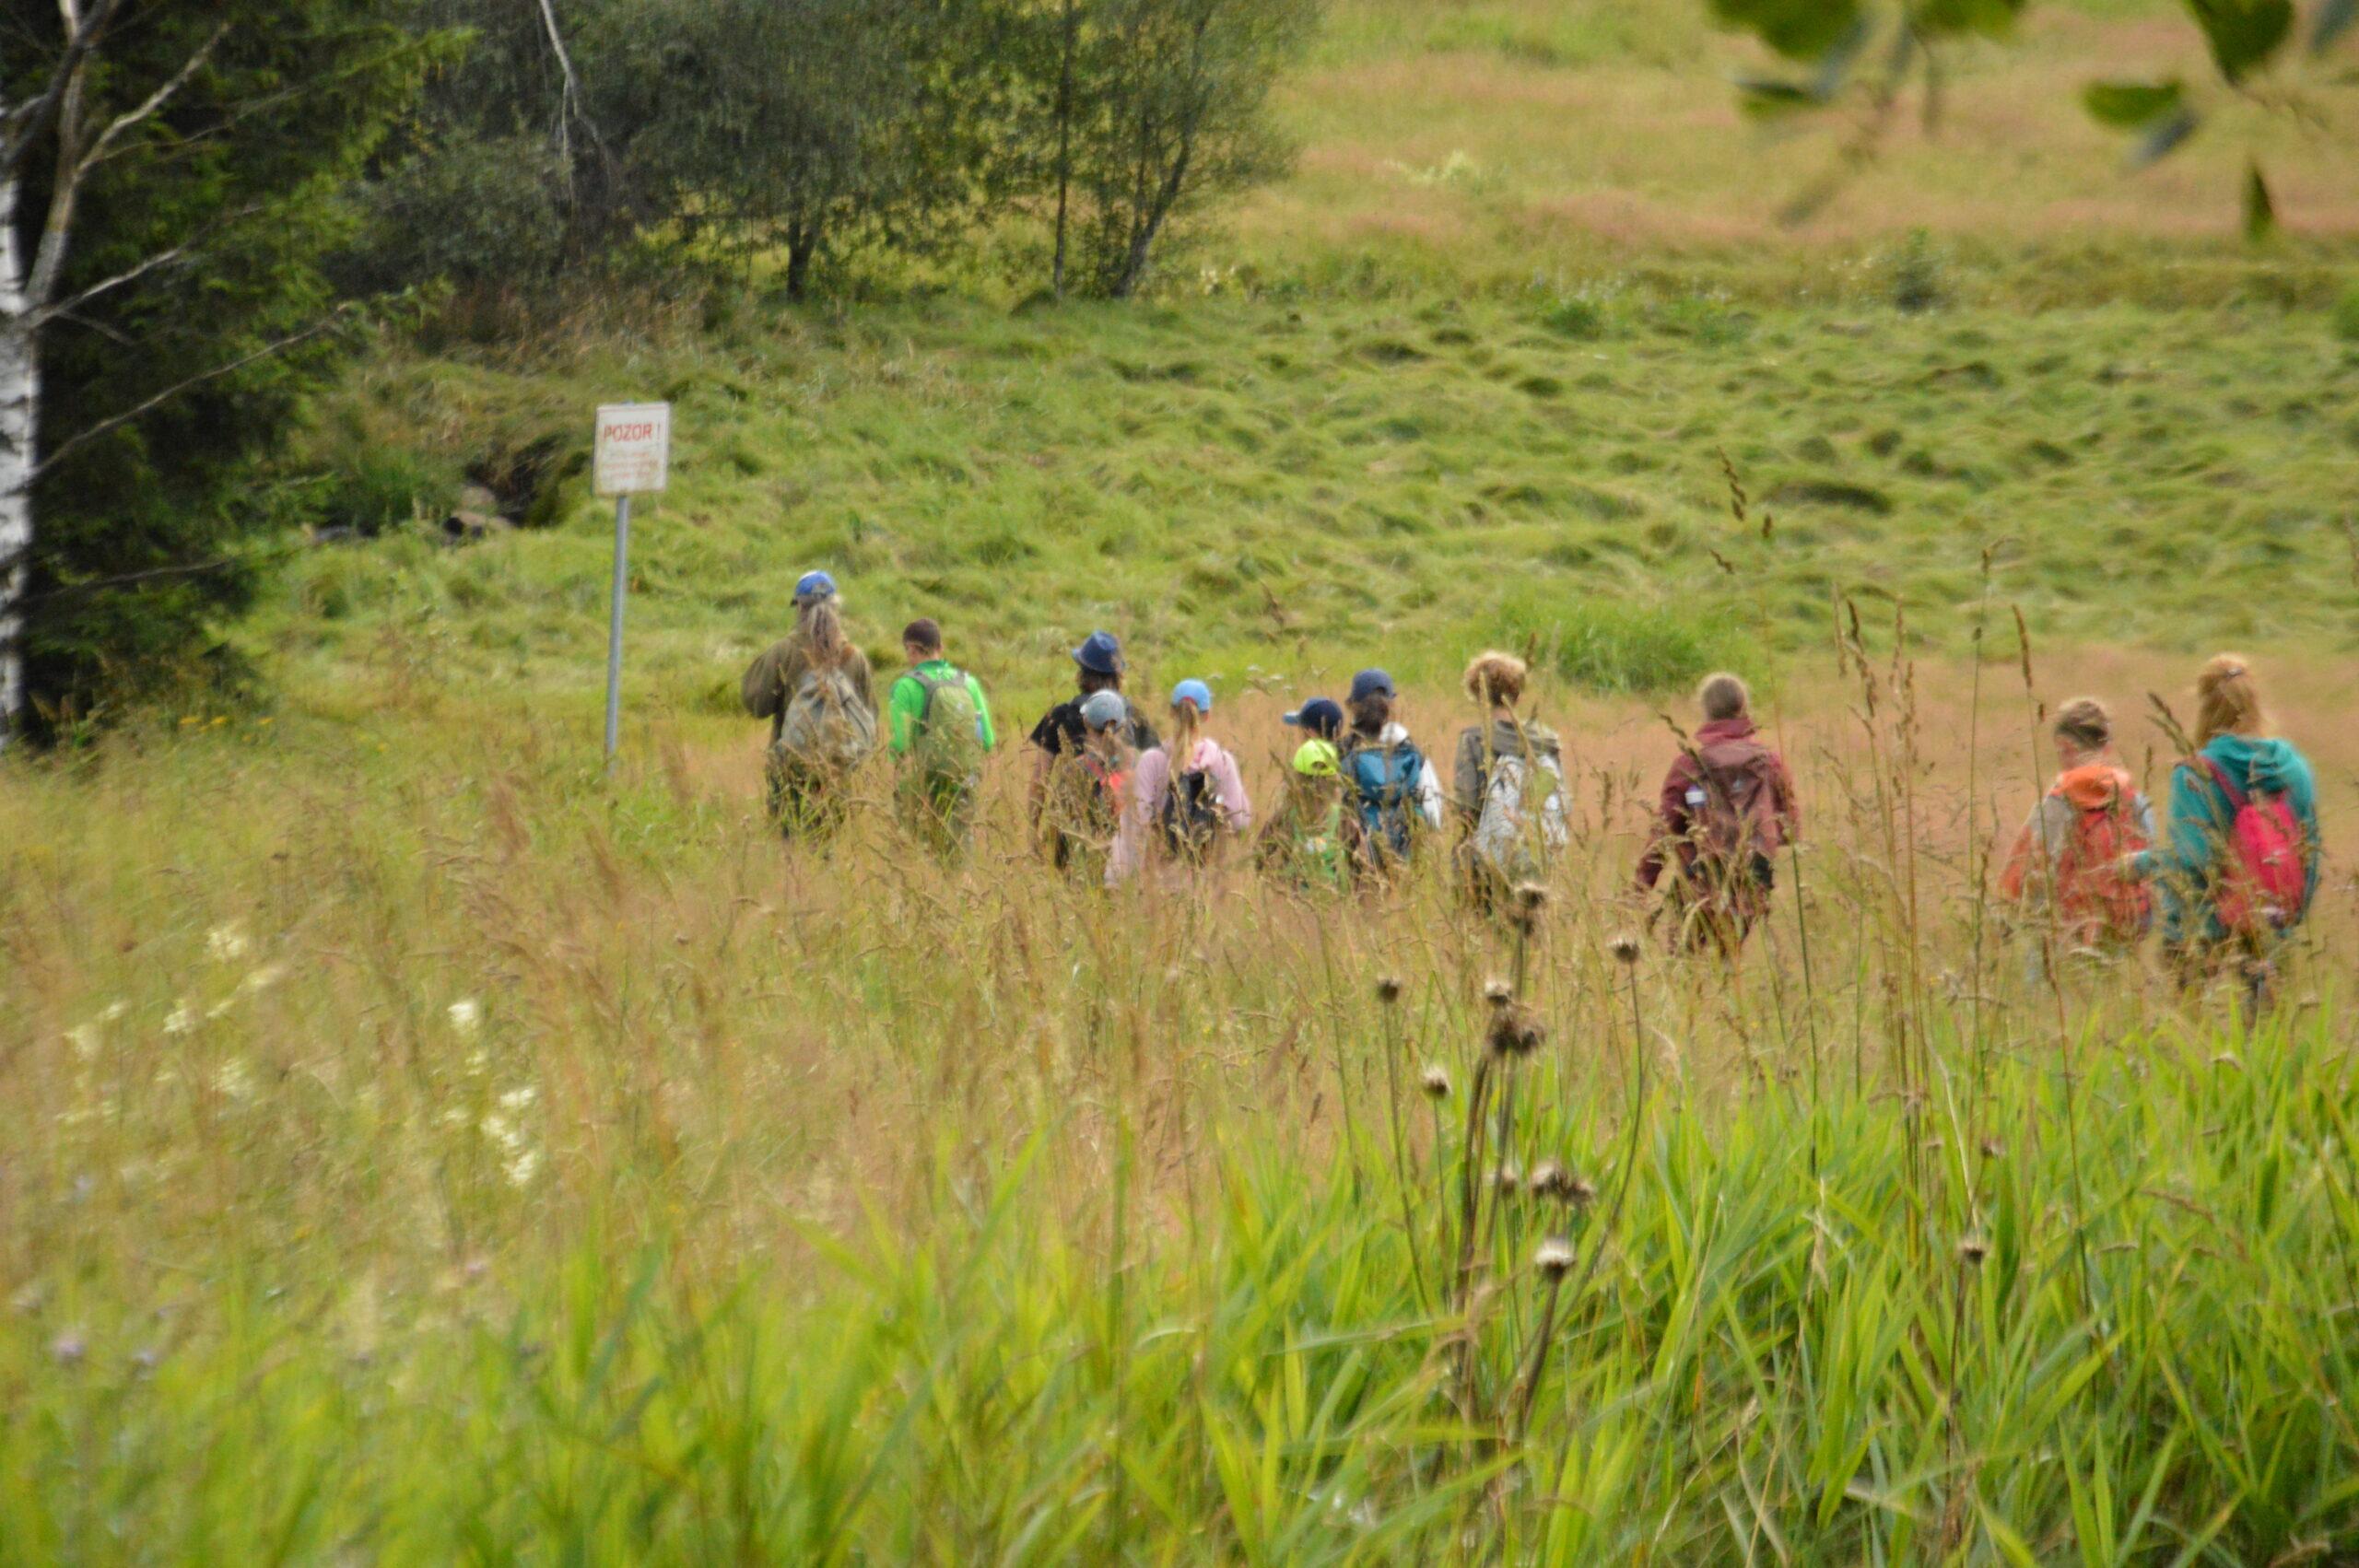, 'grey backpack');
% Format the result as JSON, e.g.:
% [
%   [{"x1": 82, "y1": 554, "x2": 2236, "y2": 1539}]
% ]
[{"x1": 776, "y1": 664, "x2": 876, "y2": 772}]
